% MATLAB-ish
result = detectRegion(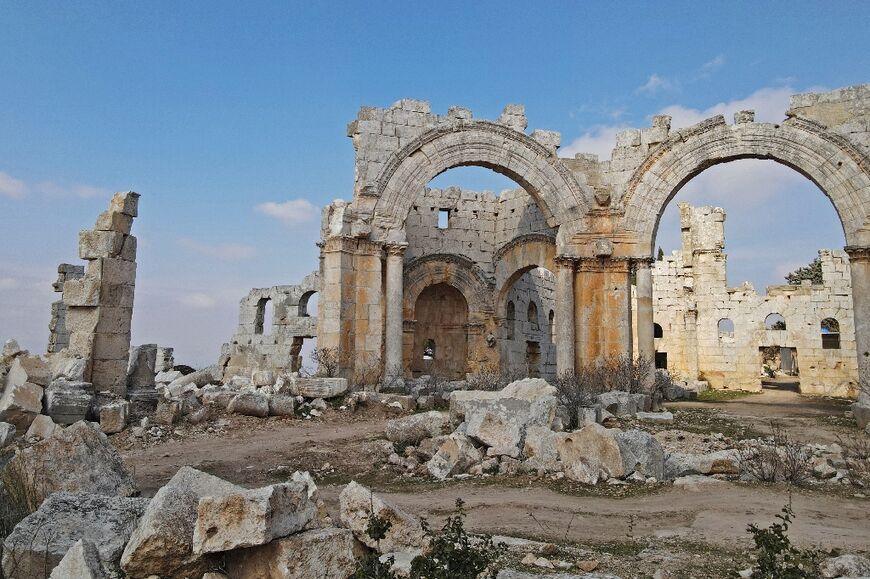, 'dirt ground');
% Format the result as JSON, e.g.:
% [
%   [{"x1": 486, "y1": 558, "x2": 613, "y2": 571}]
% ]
[{"x1": 118, "y1": 388, "x2": 869, "y2": 578}]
